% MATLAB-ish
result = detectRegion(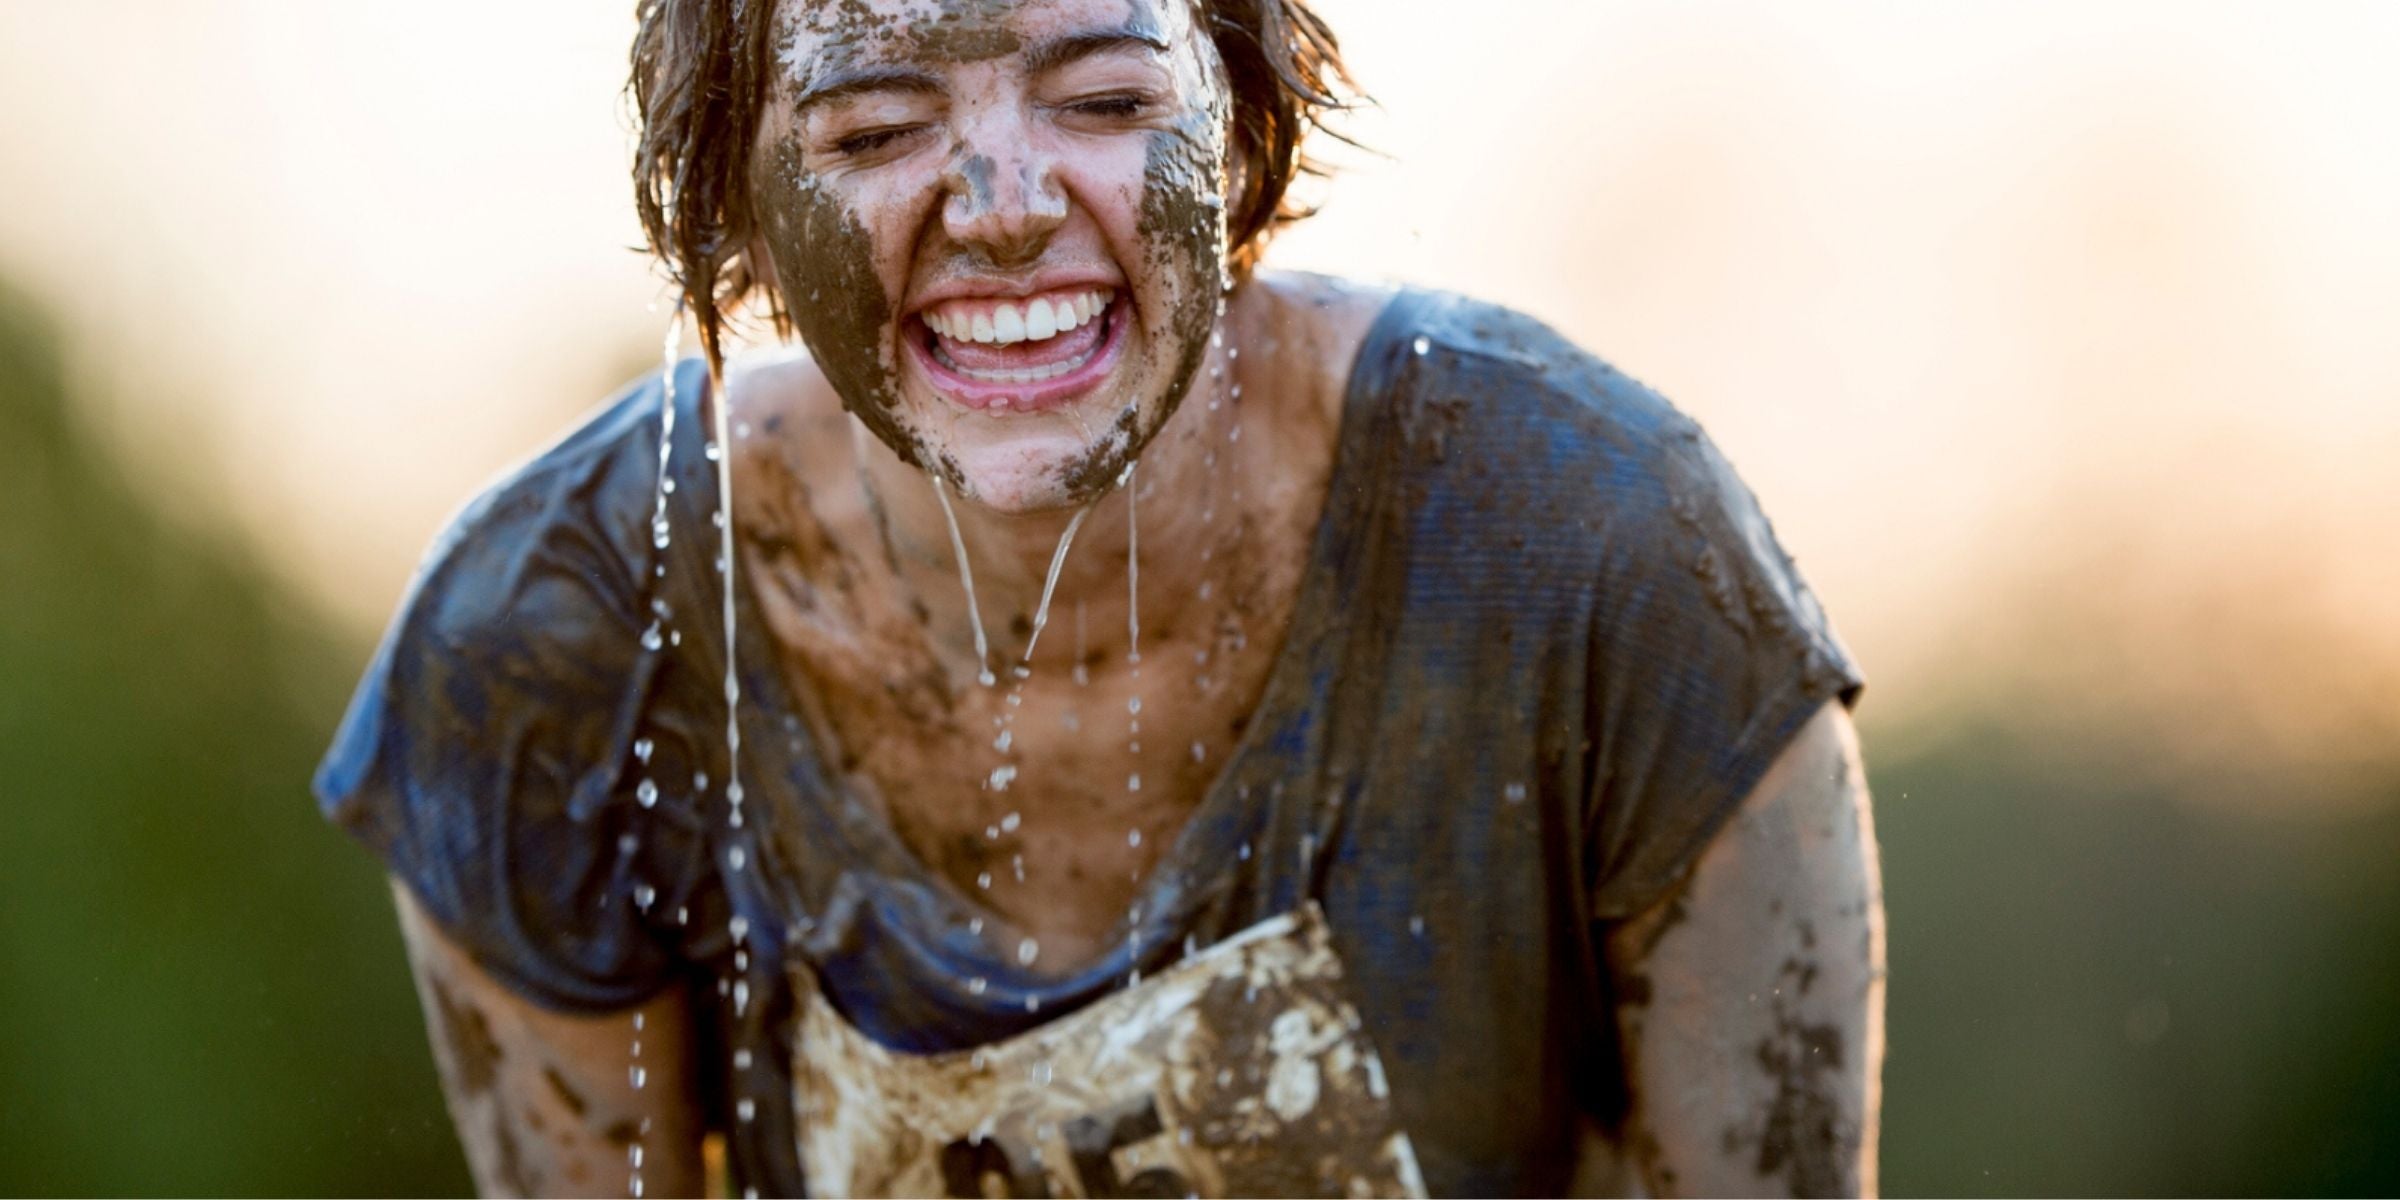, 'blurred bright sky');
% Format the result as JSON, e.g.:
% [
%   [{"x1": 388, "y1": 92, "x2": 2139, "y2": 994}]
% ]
[{"x1": 3, "y1": 1, "x2": 2396, "y2": 792}]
